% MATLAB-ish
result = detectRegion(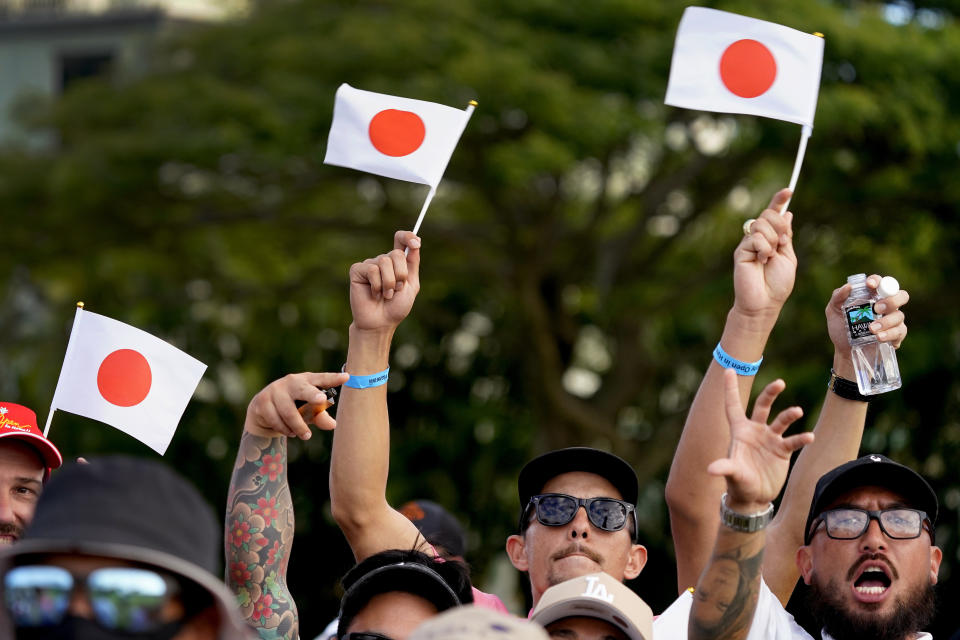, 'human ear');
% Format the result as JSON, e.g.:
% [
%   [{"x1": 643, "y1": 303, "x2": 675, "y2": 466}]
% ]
[
  {"x1": 623, "y1": 543, "x2": 648, "y2": 580},
  {"x1": 506, "y1": 534, "x2": 529, "y2": 571},
  {"x1": 796, "y1": 546, "x2": 814, "y2": 584},
  {"x1": 929, "y1": 545, "x2": 943, "y2": 585}
]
